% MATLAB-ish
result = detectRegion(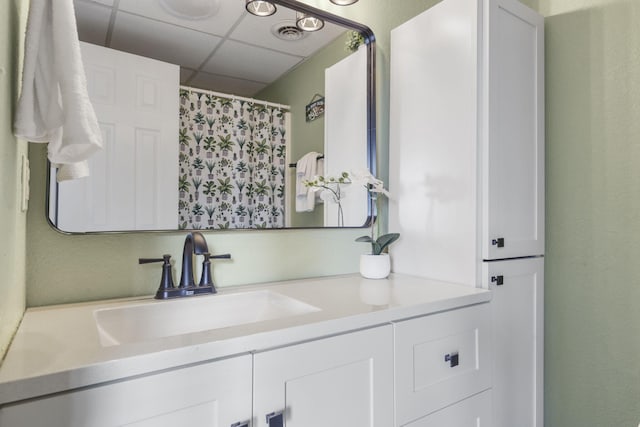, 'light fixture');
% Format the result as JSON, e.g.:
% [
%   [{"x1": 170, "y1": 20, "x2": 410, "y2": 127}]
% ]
[
  {"x1": 296, "y1": 12, "x2": 324, "y2": 32},
  {"x1": 245, "y1": 0, "x2": 277, "y2": 17},
  {"x1": 329, "y1": 0, "x2": 359, "y2": 5},
  {"x1": 160, "y1": 0, "x2": 220, "y2": 20}
]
